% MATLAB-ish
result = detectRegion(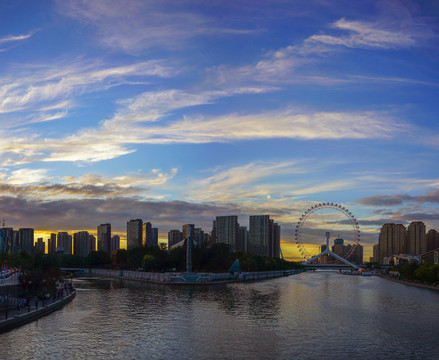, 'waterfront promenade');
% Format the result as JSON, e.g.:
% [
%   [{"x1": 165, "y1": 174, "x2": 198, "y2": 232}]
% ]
[
  {"x1": 87, "y1": 268, "x2": 304, "y2": 284},
  {"x1": 0, "y1": 287, "x2": 75, "y2": 334}
]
